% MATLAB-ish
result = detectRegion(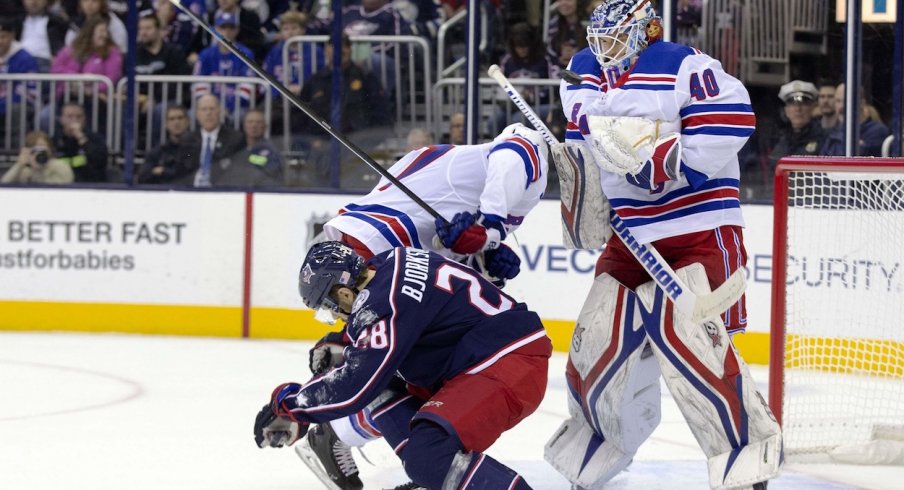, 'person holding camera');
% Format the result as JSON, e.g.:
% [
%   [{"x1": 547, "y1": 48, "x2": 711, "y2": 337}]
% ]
[{"x1": 2, "y1": 131, "x2": 74, "y2": 184}]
